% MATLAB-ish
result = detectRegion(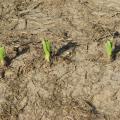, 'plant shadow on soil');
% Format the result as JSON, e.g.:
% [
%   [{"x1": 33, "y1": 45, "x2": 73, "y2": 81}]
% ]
[
  {"x1": 112, "y1": 31, "x2": 120, "y2": 60},
  {"x1": 55, "y1": 41, "x2": 79, "y2": 56},
  {"x1": 4, "y1": 45, "x2": 30, "y2": 67},
  {"x1": 4, "y1": 56, "x2": 11, "y2": 66}
]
